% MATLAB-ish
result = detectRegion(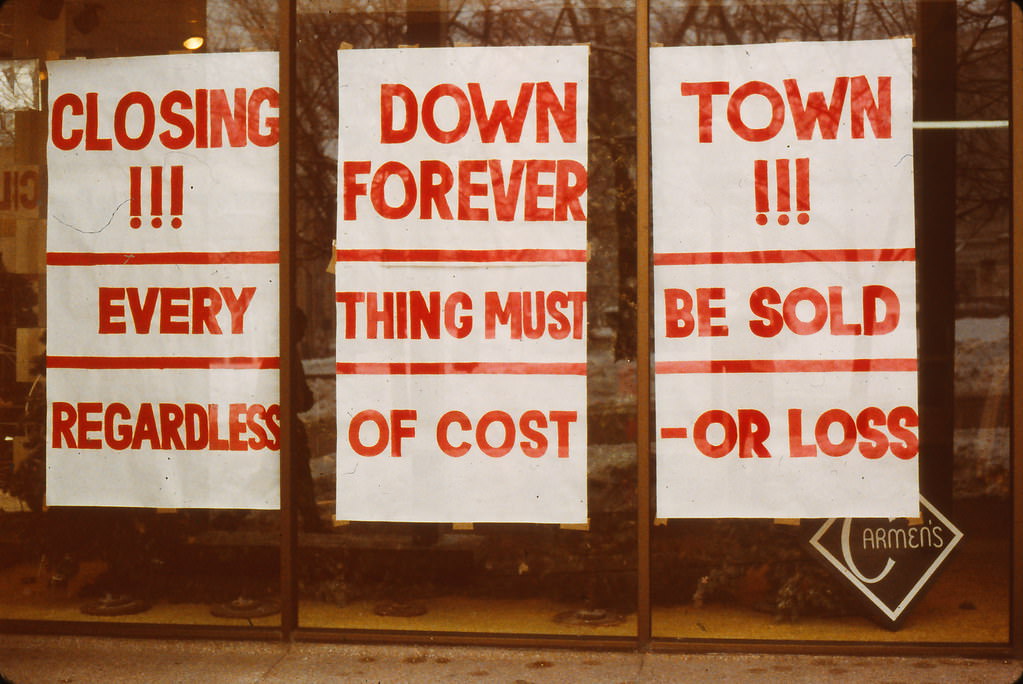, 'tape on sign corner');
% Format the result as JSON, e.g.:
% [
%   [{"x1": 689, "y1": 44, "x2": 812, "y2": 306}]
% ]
[
  {"x1": 326, "y1": 240, "x2": 336, "y2": 274},
  {"x1": 773, "y1": 518, "x2": 801, "y2": 526},
  {"x1": 397, "y1": 44, "x2": 420, "y2": 49},
  {"x1": 454, "y1": 42, "x2": 474, "y2": 48},
  {"x1": 560, "y1": 520, "x2": 590, "y2": 531},
  {"x1": 339, "y1": 41, "x2": 354, "y2": 50},
  {"x1": 451, "y1": 522, "x2": 474, "y2": 531},
  {"x1": 651, "y1": 42, "x2": 664, "y2": 49},
  {"x1": 333, "y1": 519, "x2": 351, "y2": 527},
  {"x1": 573, "y1": 42, "x2": 591, "y2": 47},
  {"x1": 907, "y1": 516, "x2": 924, "y2": 526},
  {"x1": 653, "y1": 518, "x2": 668, "y2": 527}
]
